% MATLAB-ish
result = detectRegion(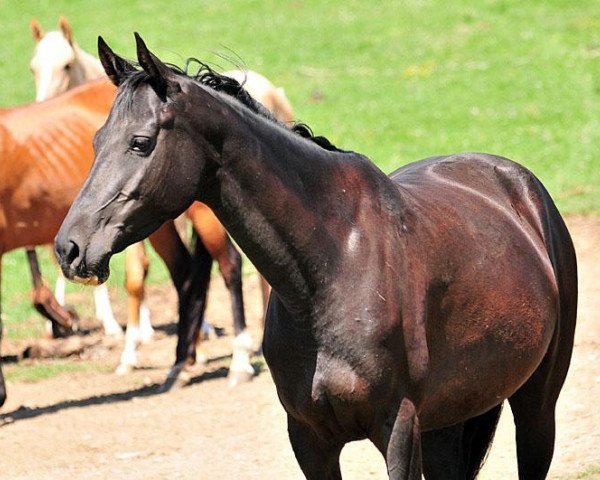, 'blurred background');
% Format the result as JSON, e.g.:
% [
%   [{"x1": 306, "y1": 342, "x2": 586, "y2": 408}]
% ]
[
  {"x1": 1, "y1": 2, "x2": 599, "y2": 478},
  {"x1": 1, "y1": 0, "x2": 598, "y2": 350}
]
